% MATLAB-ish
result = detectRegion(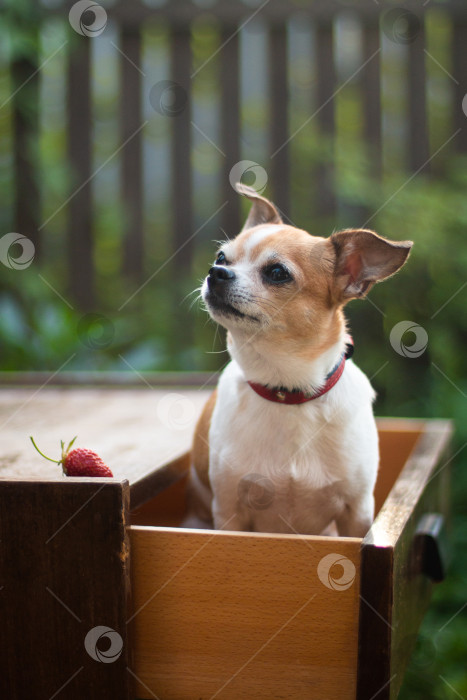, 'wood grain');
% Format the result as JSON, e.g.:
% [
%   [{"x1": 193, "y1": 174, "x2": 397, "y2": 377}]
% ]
[
  {"x1": 0, "y1": 387, "x2": 211, "y2": 506},
  {"x1": 357, "y1": 420, "x2": 453, "y2": 700},
  {"x1": 375, "y1": 420, "x2": 424, "y2": 515},
  {"x1": 131, "y1": 471, "x2": 189, "y2": 528},
  {"x1": 0, "y1": 478, "x2": 131, "y2": 700},
  {"x1": 128, "y1": 418, "x2": 452, "y2": 700},
  {"x1": 0, "y1": 371, "x2": 218, "y2": 387},
  {"x1": 129, "y1": 527, "x2": 361, "y2": 700}
]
